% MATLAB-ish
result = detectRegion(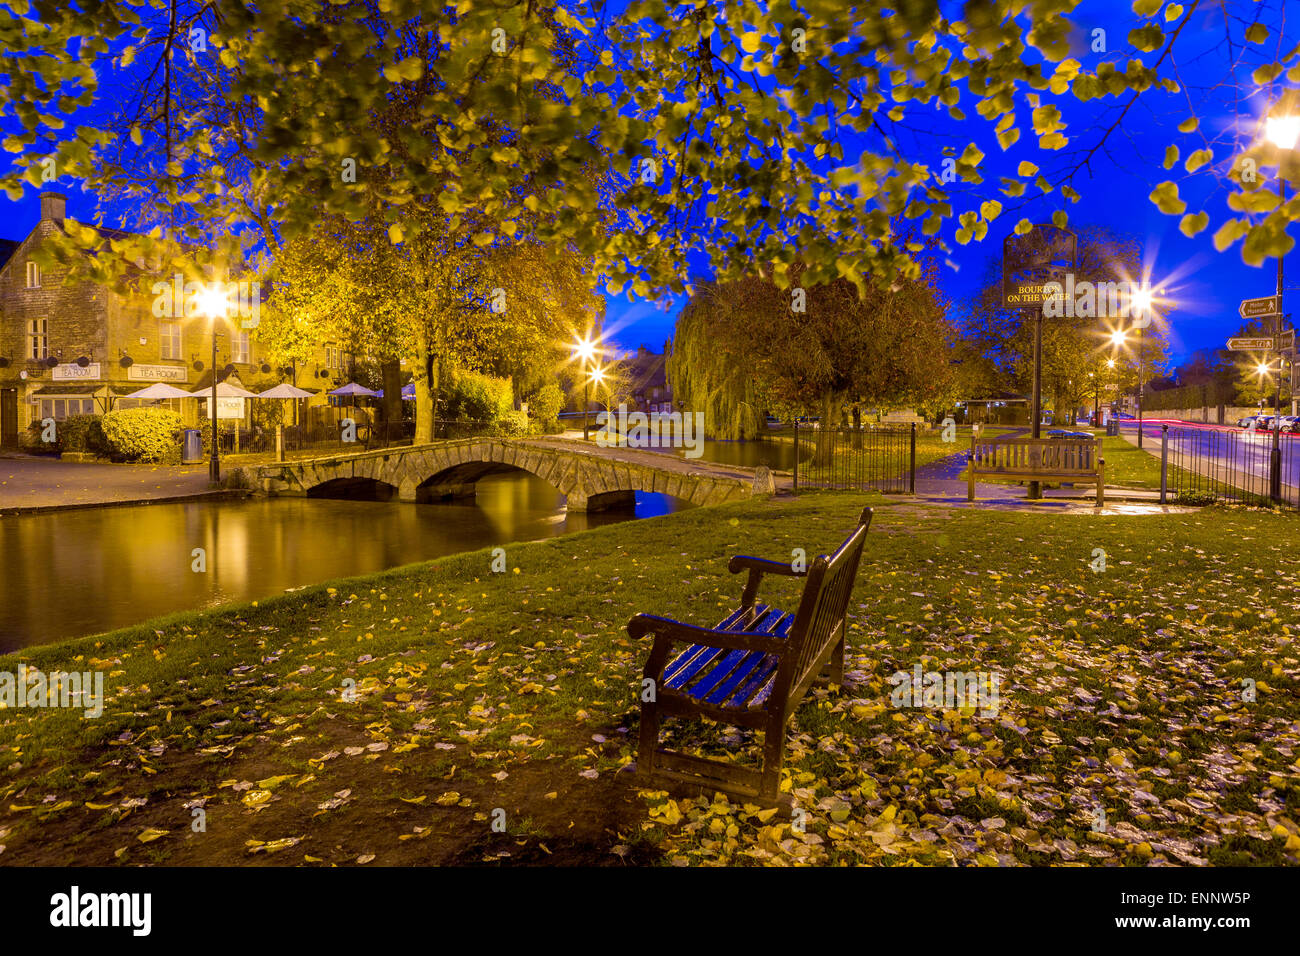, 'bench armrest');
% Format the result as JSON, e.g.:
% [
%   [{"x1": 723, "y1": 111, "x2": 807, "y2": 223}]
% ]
[
  {"x1": 627, "y1": 613, "x2": 788, "y2": 678},
  {"x1": 728, "y1": 555, "x2": 804, "y2": 608},
  {"x1": 727, "y1": 555, "x2": 806, "y2": 577}
]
